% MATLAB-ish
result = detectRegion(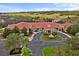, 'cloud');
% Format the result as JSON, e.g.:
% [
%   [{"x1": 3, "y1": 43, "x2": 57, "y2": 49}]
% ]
[
  {"x1": 29, "y1": 8, "x2": 53, "y2": 11},
  {"x1": 0, "y1": 3, "x2": 79, "y2": 13},
  {"x1": 0, "y1": 5, "x2": 28, "y2": 13},
  {"x1": 54, "y1": 3, "x2": 79, "y2": 11},
  {"x1": 29, "y1": 4, "x2": 79, "y2": 11}
]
